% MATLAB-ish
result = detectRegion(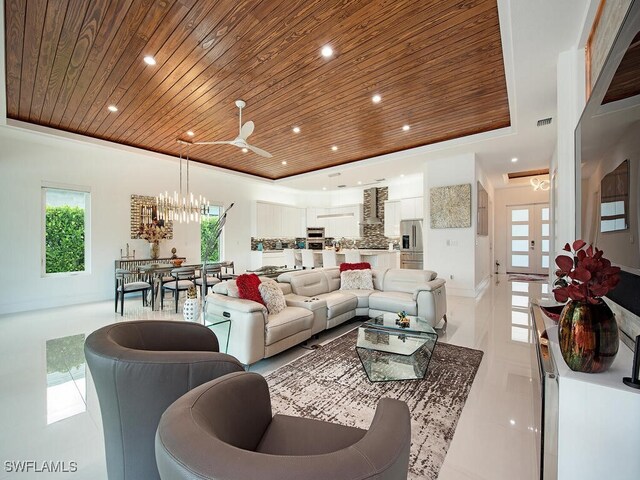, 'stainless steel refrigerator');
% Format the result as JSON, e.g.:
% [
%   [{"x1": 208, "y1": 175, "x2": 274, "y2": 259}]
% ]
[{"x1": 400, "y1": 219, "x2": 423, "y2": 269}]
